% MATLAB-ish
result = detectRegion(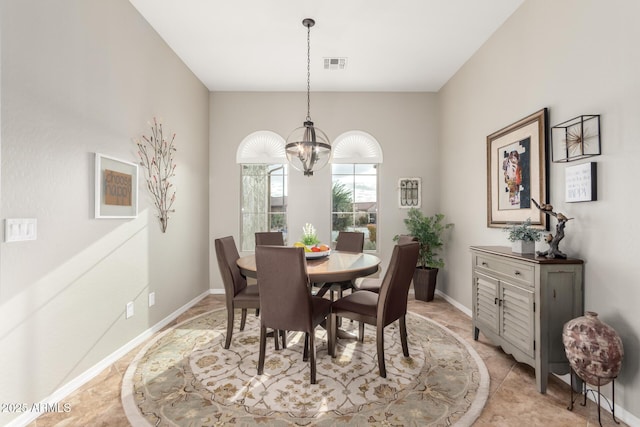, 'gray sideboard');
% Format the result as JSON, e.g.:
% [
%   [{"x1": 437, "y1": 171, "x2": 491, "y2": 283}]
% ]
[{"x1": 470, "y1": 246, "x2": 584, "y2": 393}]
